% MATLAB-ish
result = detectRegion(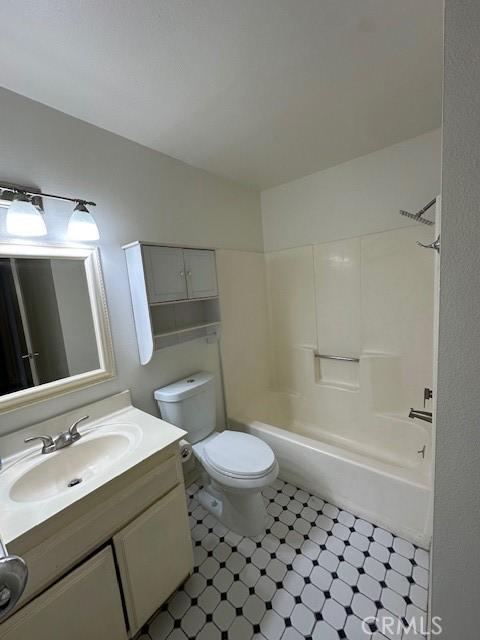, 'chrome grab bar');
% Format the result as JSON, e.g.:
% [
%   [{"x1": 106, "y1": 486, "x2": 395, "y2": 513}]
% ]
[
  {"x1": 0, "y1": 536, "x2": 28, "y2": 620},
  {"x1": 314, "y1": 353, "x2": 359, "y2": 363}
]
